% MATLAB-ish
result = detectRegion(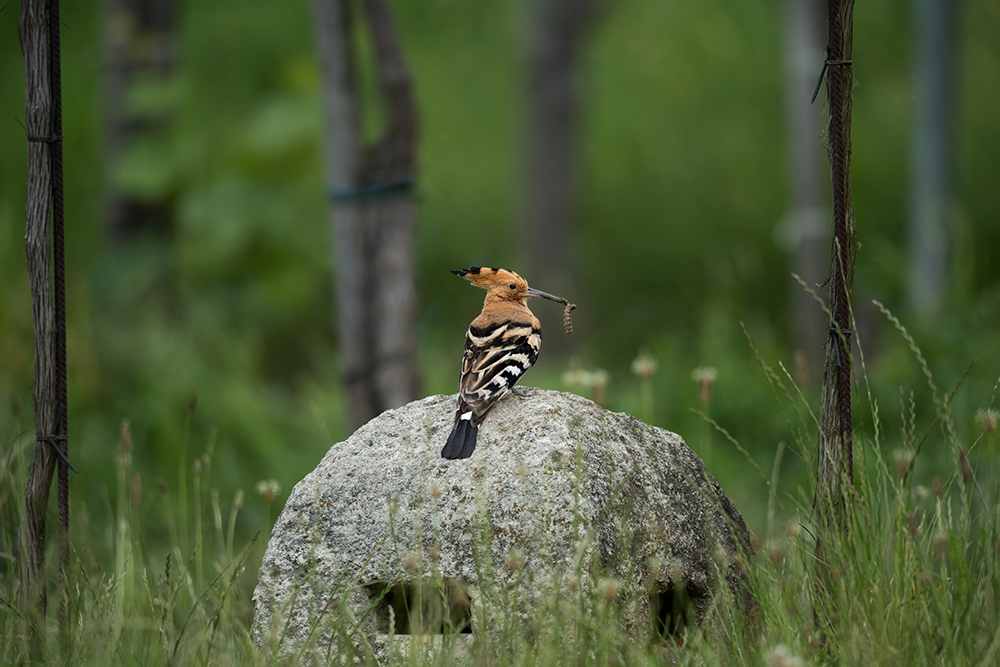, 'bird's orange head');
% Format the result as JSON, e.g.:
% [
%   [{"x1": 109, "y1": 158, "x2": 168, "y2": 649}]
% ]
[{"x1": 451, "y1": 267, "x2": 567, "y2": 305}]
